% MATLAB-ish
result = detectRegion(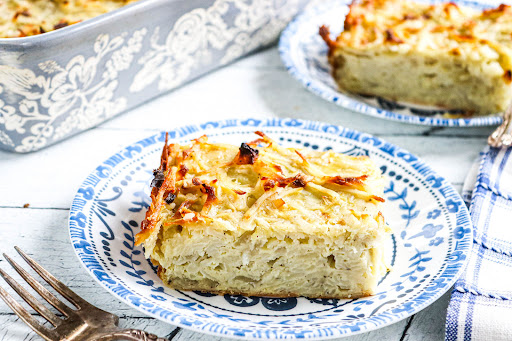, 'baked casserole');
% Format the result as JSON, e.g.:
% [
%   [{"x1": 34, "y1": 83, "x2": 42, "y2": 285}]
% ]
[
  {"x1": 0, "y1": 0, "x2": 137, "y2": 38},
  {"x1": 136, "y1": 132, "x2": 390, "y2": 299},
  {"x1": 320, "y1": 0, "x2": 512, "y2": 115}
]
